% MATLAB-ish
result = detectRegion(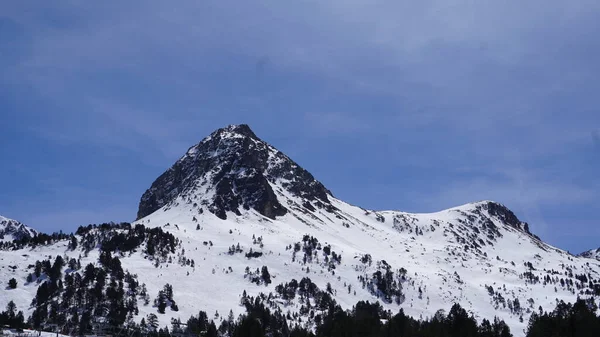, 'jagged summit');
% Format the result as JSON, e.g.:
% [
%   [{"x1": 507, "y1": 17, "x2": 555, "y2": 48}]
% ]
[
  {"x1": 137, "y1": 124, "x2": 332, "y2": 220},
  {"x1": 579, "y1": 248, "x2": 600, "y2": 260},
  {"x1": 0, "y1": 215, "x2": 37, "y2": 241},
  {"x1": 213, "y1": 123, "x2": 258, "y2": 139},
  {"x1": 472, "y1": 200, "x2": 532, "y2": 235}
]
